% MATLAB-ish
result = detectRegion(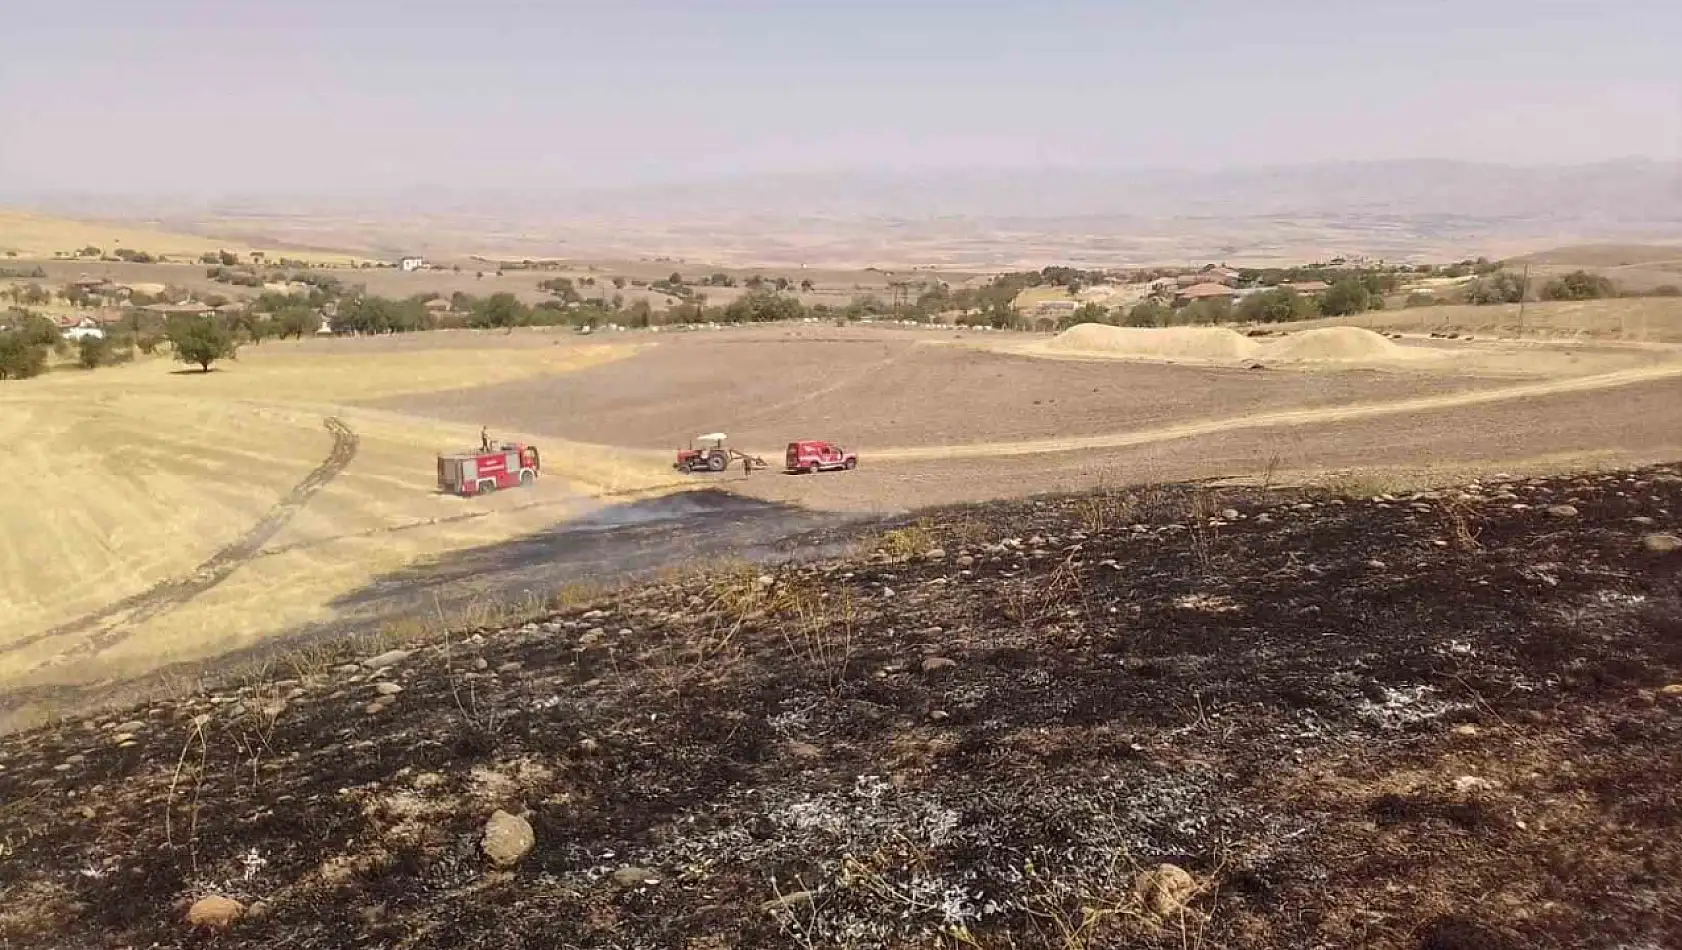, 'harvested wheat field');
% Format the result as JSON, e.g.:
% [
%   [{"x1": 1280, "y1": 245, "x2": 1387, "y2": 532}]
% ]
[
  {"x1": 0, "y1": 336, "x2": 680, "y2": 723},
  {"x1": 3, "y1": 468, "x2": 1681, "y2": 949}
]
